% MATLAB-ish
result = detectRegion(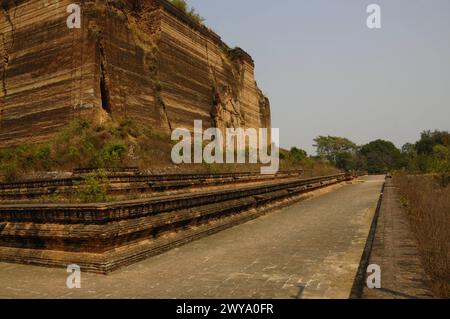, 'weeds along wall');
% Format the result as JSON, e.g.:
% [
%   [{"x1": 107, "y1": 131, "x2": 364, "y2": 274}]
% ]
[{"x1": 0, "y1": 0, "x2": 271, "y2": 148}]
